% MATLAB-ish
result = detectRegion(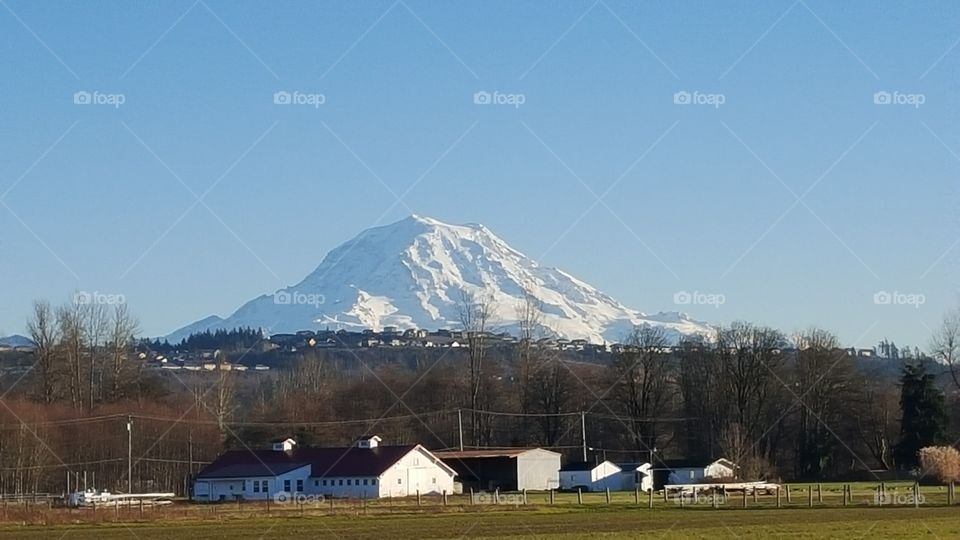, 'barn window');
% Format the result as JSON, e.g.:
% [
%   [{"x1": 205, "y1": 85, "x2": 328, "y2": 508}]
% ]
[
  {"x1": 347, "y1": 479, "x2": 352, "y2": 486},
  {"x1": 314, "y1": 480, "x2": 319, "y2": 487},
  {"x1": 284, "y1": 480, "x2": 291, "y2": 492},
  {"x1": 432, "y1": 477, "x2": 436, "y2": 484},
  {"x1": 371, "y1": 479, "x2": 377, "y2": 485},
  {"x1": 296, "y1": 480, "x2": 303, "y2": 492},
  {"x1": 241, "y1": 480, "x2": 247, "y2": 491},
  {"x1": 363, "y1": 479, "x2": 368, "y2": 486},
  {"x1": 397, "y1": 478, "x2": 402, "y2": 484},
  {"x1": 262, "y1": 480, "x2": 269, "y2": 492},
  {"x1": 254, "y1": 482, "x2": 260, "y2": 493},
  {"x1": 339, "y1": 479, "x2": 343, "y2": 486},
  {"x1": 322, "y1": 480, "x2": 327, "y2": 486}
]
